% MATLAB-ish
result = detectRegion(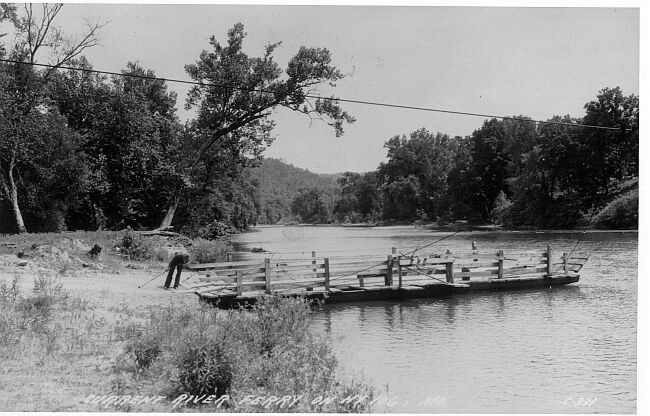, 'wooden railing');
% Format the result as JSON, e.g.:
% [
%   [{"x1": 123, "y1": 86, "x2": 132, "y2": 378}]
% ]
[{"x1": 186, "y1": 245, "x2": 589, "y2": 297}]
